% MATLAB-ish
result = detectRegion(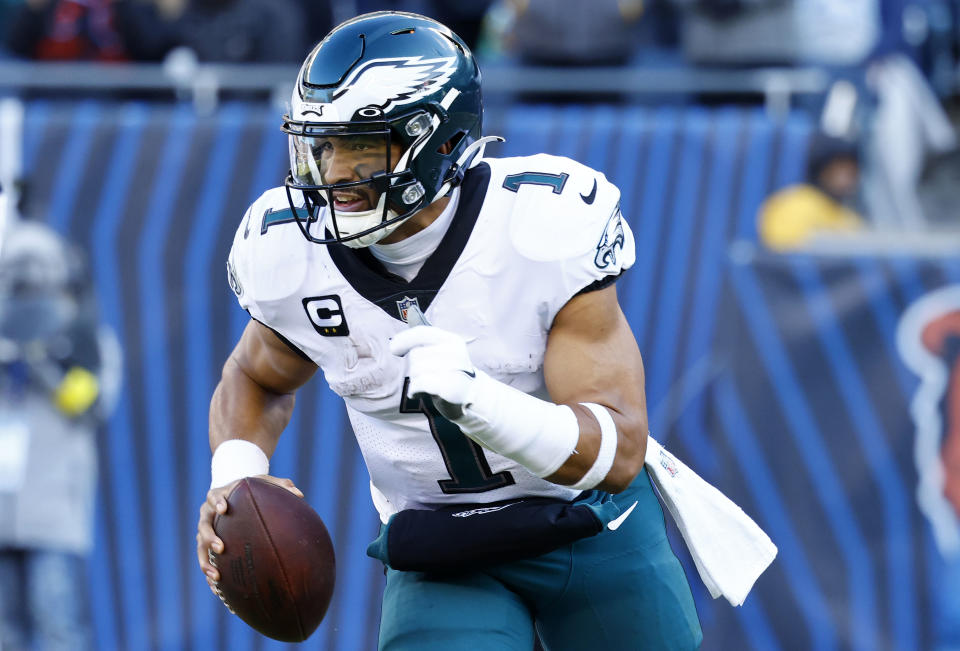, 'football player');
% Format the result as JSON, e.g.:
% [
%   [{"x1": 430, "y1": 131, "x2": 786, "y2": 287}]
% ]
[{"x1": 196, "y1": 11, "x2": 702, "y2": 650}]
